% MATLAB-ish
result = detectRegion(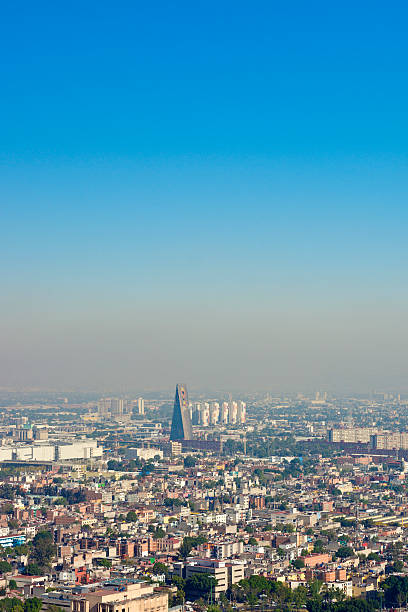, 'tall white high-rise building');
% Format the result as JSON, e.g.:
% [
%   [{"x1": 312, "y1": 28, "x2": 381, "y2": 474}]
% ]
[
  {"x1": 98, "y1": 397, "x2": 129, "y2": 417},
  {"x1": 237, "y1": 401, "x2": 246, "y2": 424},
  {"x1": 202, "y1": 402, "x2": 210, "y2": 426},
  {"x1": 222, "y1": 402, "x2": 229, "y2": 424},
  {"x1": 97, "y1": 398, "x2": 111, "y2": 417},
  {"x1": 191, "y1": 403, "x2": 201, "y2": 424},
  {"x1": 111, "y1": 398, "x2": 127, "y2": 415},
  {"x1": 210, "y1": 402, "x2": 220, "y2": 425},
  {"x1": 137, "y1": 397, "x2": 145, "y2": 415},
  {"x1": 188, "y1": 398, "x2": 246, "y2": 427},
  {"x1": 228, "y1": 401, "x2": 238, "y2": 424}
]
